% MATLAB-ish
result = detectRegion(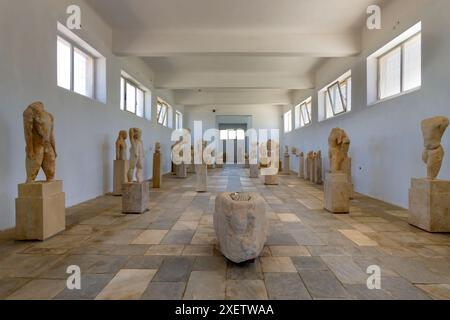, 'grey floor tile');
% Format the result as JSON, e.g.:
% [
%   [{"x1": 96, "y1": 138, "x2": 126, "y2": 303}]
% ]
[
  {"x1": 54, "y1": 274, "x2": 114, "y2": 300},
  {"x1": 299, "y1": 270, "x2": 349, "y2": 299},
  {"x1": 141, "y1": 282, "x2": 186, "y2": 300},
  {"x1": 264, "y1": 273, "x2": 311, "y2": 300},
  {"x1": 153, "y1": 256, "x2": 195, "y2": 282}
]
